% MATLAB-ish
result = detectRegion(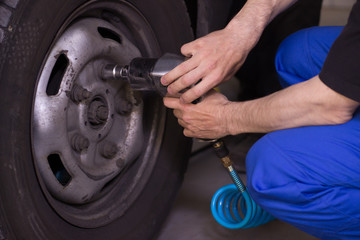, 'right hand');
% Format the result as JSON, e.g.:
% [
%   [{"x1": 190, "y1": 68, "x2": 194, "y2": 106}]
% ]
[
  {"x1": 161, "y1": 26, "x2": 252, "y2": 104},
  {"x1": 163, "y1": 90, "x2": 232, "y2": 139}
]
